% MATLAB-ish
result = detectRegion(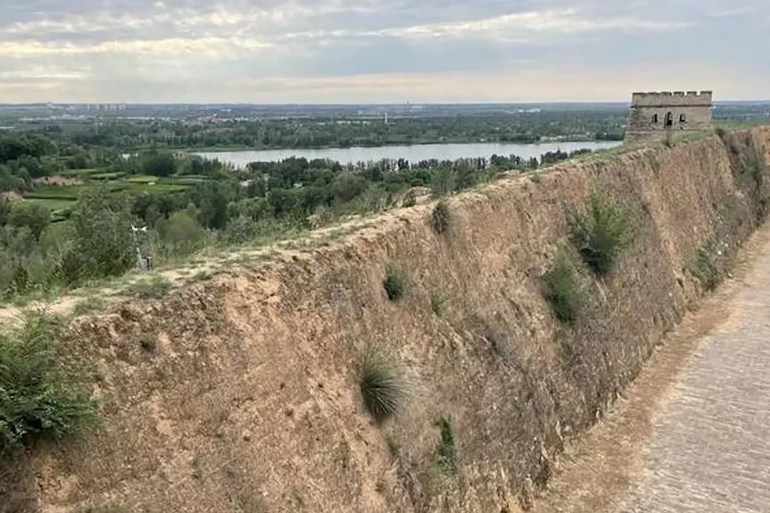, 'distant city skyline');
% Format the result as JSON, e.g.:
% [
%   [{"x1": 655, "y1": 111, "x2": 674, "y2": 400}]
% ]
[{"x1": 1, "y1": 1, "x2": 769, "y2": 103}]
